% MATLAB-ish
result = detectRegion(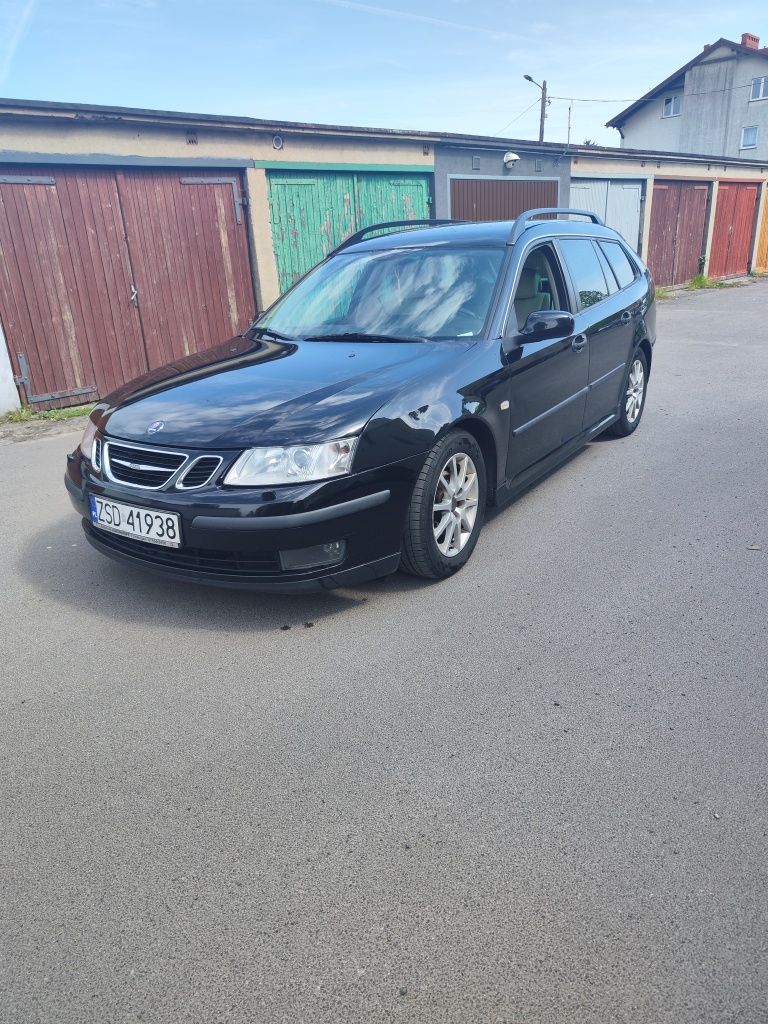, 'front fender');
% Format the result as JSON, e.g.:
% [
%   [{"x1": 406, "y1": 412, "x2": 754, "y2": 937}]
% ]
[{"x1": 353, "y1": 341, "x2": 510, "y2": 498}]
